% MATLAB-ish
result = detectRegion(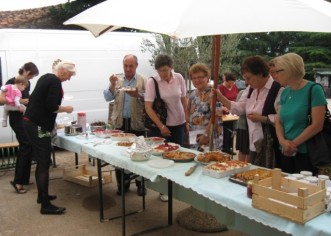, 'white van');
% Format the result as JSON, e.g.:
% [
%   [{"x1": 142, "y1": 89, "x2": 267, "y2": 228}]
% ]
[{"x1": 0, "y1": 29, "x2": 155, "y2": 142}]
